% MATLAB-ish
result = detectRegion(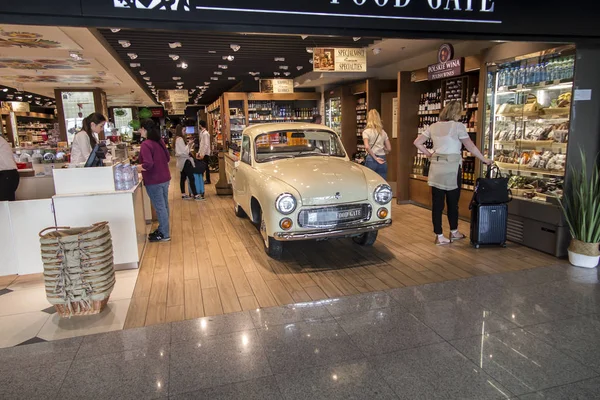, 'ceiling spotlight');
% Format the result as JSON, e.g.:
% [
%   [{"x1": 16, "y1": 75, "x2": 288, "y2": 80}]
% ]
[
  {"x1": 230, "y1": 44, "x2": 241, "y2": 52},
  {"x1": 228, "y1": 77, "x2": 236, "y2": 80},
  {"x1": 146, "y1": 81, "x2": 152, "y2": 85},
  {"x1": 222, "y1": 55, "x2": 235, "y2": 62},
  {"x1": 118, "y1": 40, "x2": 131, "y2": 48},
  {"x1": 139, "y1": 71, "x2": 146, "y2": 75},
  {"x1": 309, "y1": 59, "x2": 313, "y2": 64},
  {"x1": 143, "y1": 77, "x2": 150, "y2": 81},
  {"x1": 306, "y1": 48, "x2": 313, "y2": 54},
  {"x1": 372, "y1": 47, "x2": 382, "y2": 55},
  {"x1": 169, "y1": 42, "x2": 182, "y2": 48},
  {"x1": 218, "y1": 65, "x2": 228, "y2": 69},
  {"x1": 301, "y1": 35, "x2": 308, "y2": 40},
  {"x1": 204, "y1": 82, "x2": 210, "y2": 85},
  {"x1": 26, "y1": 95, "x2": 32, "y2": 98},
  {"x1": 211, "y1": 77, "x2": 218, "y2": 81},
  {"x1": 130, "y1": 63, "x2": 141, "y2": 68},
  {"x1": 274, "y1": 57, "x2": 285, "y2": 62},
  {"x1": 297, "y1": 66, "x2": 304, "y2": 71},
  {"x1": 2, "y1": 88, "x2": 7, "y2": 92},
  {"x1": 214, "y1": 71, "x2": 223, "y2": 75},
  {"x1": 172, "y1": 77, "x2": 181, "y2": 80},
  {"x1": 69, "y1": 51, "x2": 83, "y2": 61},
  {"x1": 353, "y1": 37, "x2": 361, "y2": 42},
  {"x1": 208, "y1": 50, "x2": 216, "y2": 54},
  {"x1": 284, "y1": 72, "x2": 291, "y2": 76},
  {"x1": 180, "y1": 62, "x2": 188, "y2": 69},
  {"x1": 169, "y1": 54, "x2": 180, "y2": 60},
  {"x1": 35, "y1": 97, "x2": 40, "y2": 100},
  {"x1": 127, "y1": 53, "x2": 138, "y2": 60},
  {"x1": 255, "y1": 77, "x2": 260, "y2": 81},
  {"x1": 274, "y1": 72, "x2": 281, "y2": 76},
  {"x1": 279, "y1": 65, "x2": 289, "y2": 70},
  {"x1": 110, "y1": 28, "x2": 121, "y2": 33}
]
